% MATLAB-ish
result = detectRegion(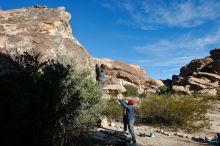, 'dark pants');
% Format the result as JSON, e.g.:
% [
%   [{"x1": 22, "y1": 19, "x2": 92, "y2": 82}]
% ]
[
  {"x1": 98, "y1": 79, "x2": 105, "y2": 88},
  {"x1": 128, "y1": 119, "x2": 136, "y2": 142},
  {"x1": 123, "y1": 116, "x2": 127, "y2": 132}
]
